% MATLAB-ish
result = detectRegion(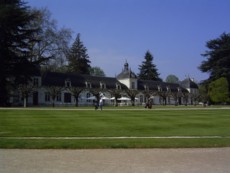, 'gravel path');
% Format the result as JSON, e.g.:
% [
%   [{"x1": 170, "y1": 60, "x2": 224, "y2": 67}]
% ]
[{"x1": 1, "y1": 148, "x2": 230, "y2": 173}]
